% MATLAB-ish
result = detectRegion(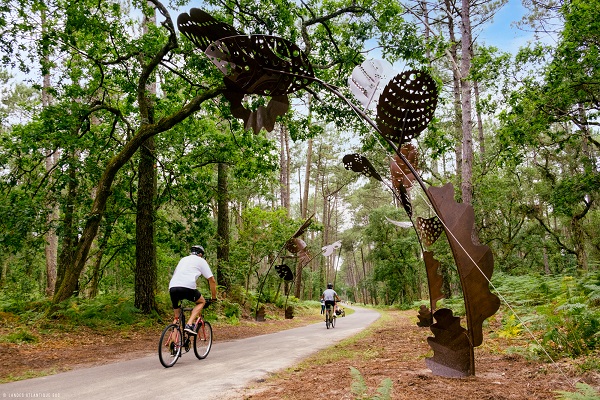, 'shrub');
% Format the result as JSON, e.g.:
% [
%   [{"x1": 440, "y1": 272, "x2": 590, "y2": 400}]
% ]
[{"x1": 1, "y1": 330, "x2": 39, "y2": 344}]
